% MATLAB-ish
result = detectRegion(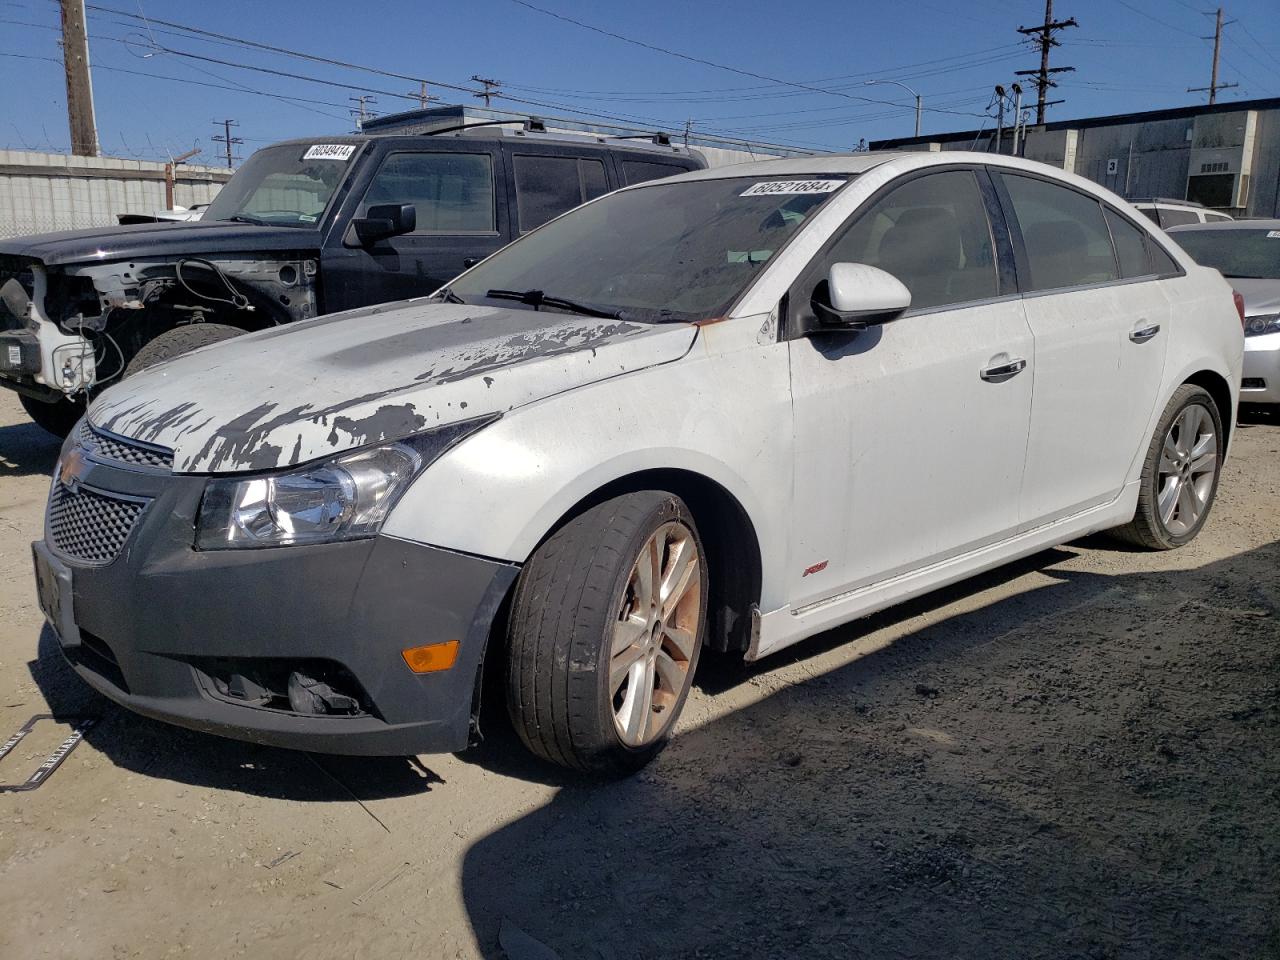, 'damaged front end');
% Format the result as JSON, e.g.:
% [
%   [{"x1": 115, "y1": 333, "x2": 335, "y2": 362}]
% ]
[{"x1": 0, "y1": 251, "x2": 319, "y2": 401}]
